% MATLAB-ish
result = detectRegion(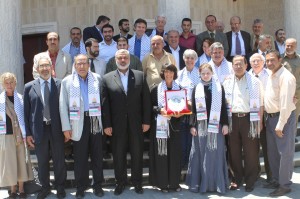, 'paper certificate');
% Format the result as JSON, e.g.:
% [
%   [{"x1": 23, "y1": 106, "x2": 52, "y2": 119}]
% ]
[{"x1": 165, "y1": 89, "x2": 192, "y2": 115}]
